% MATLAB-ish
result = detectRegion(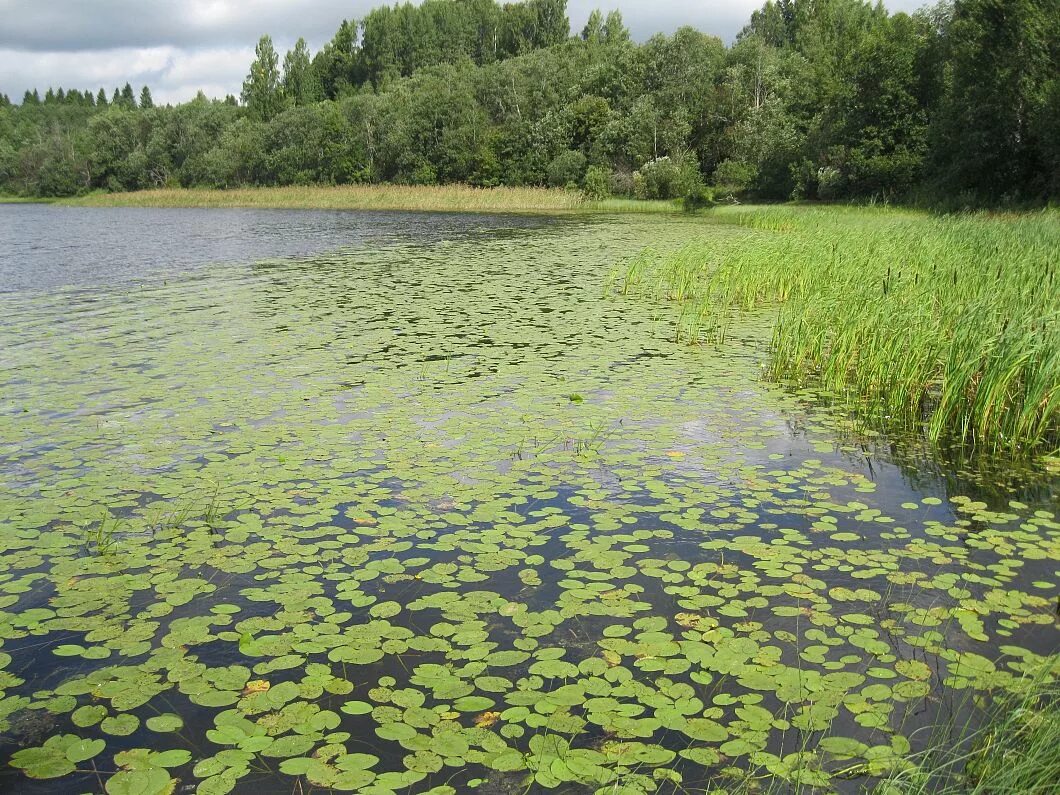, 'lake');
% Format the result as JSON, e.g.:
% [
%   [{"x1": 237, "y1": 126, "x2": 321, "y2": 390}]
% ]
[{"x1": 0, "y1": 205, "x2": 1056, "y2": 794}]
